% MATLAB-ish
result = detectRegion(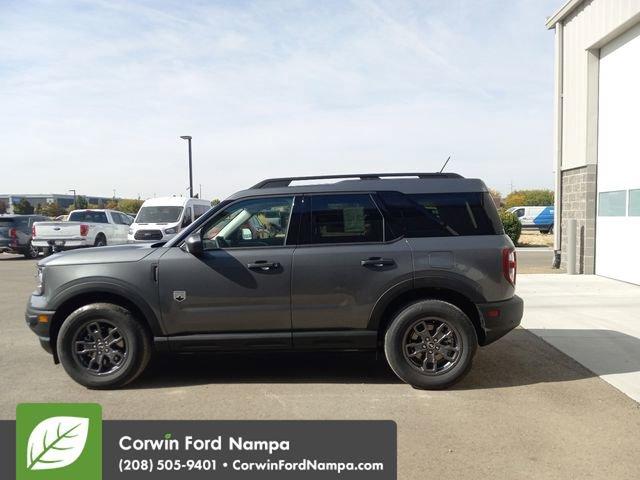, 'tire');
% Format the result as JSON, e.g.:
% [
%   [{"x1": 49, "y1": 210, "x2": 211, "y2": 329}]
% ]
[
  {"x1": 384, "y1": 300, "x2": 477, "y2": 389},
  {"x1": 23, "y1": 241, "x2": 39, "y2": 259},
  {"x1": 94, "y1": 235, "x2": 107, "y2": 247},
  {"x1": 56, "y1": 303, "x2": 152, "y2": 389}
]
